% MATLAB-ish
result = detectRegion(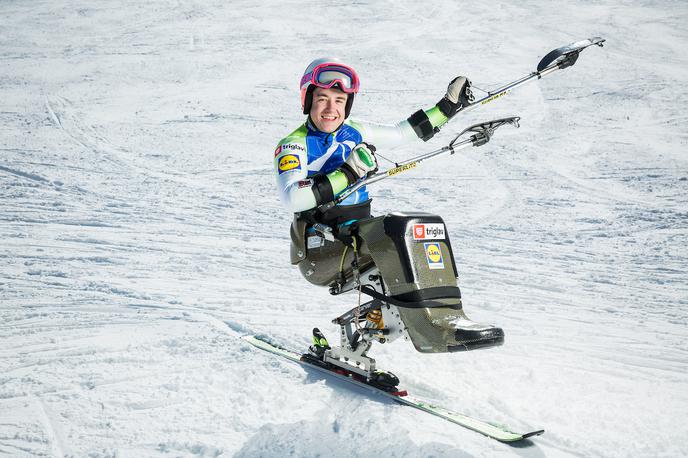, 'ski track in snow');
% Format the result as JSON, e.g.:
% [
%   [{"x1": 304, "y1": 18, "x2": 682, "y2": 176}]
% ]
[{"x1": 1, "y1": 0, "x2": 688, "y2": 457}]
